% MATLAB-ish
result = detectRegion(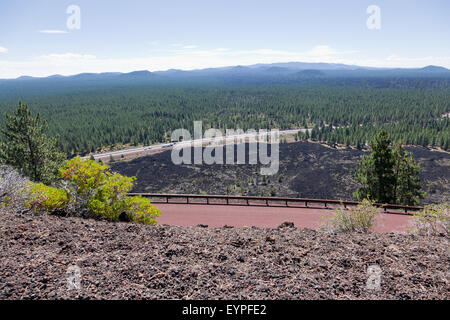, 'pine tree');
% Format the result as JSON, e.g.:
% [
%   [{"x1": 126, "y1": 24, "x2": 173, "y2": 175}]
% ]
[
  {"x1": 354, "y1": 130, "x2": 396, "y2": 204},
  {"x1": 392, "y1": 143, "x2": 426, "y2": 205},
  {"x1": 354, "y1": 130, "x2": 425, "y2": 205},
  {"x1": 0, "y1": 102, "x2": 65, "y2": 184}
]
